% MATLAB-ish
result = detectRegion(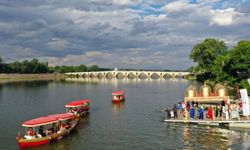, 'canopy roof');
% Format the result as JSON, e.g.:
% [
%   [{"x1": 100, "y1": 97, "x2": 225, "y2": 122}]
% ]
[
  {"x1": 65, "y1": 99, "x2": 90, "y2": 108},
  {"x1": 112, "y1": 90, "x2": 125, "y2": 96},
  {"x1": 22, "y1": 113, "x2": 77, "y2": 127}
]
